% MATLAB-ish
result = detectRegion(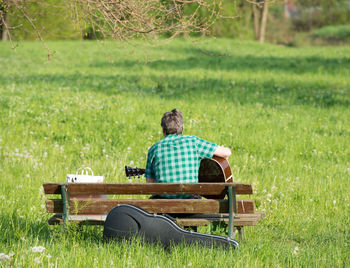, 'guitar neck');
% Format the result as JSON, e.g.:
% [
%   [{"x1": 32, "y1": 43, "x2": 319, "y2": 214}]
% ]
[{"x1": 125, "y1": 166, "x2": 145, "y2": 178}]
